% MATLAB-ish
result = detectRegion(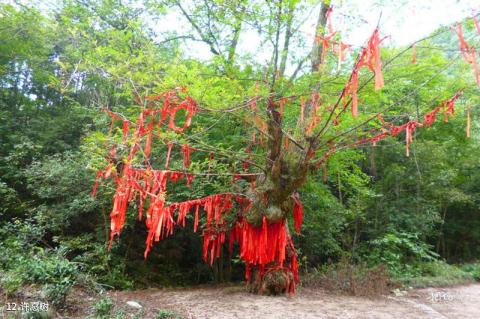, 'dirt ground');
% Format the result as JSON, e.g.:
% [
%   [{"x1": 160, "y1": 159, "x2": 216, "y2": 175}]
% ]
[{"x1": 80, "y1": 283, "x2": 480, "y2": 319}]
